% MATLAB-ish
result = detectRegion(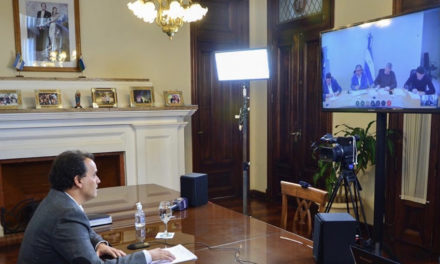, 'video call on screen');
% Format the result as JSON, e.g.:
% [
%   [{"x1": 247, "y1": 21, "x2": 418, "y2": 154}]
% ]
[{"x1": 321, "y1": 7, "x2": 440, "y2": 111}]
